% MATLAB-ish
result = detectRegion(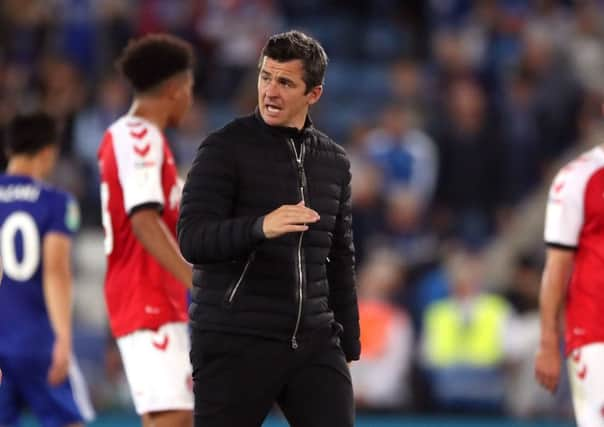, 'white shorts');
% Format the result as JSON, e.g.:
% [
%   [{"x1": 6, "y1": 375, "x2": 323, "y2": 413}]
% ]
[
  {"x1": 117, "y1": 322, "x2": 194, "y2": 415},
  {"x1": 568, "y1": 343, "x2": 604, "y2": 427}
]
